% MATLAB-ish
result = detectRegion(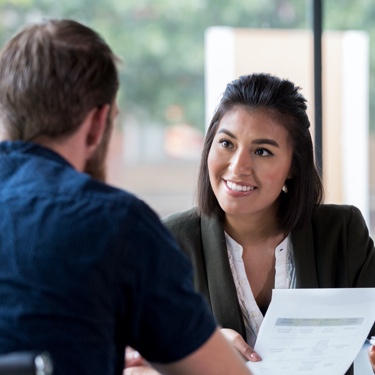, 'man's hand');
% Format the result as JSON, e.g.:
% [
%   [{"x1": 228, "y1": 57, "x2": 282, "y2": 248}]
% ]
[{"x1": 220, "y1": 328, "x2": 261, "y2": 362}]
